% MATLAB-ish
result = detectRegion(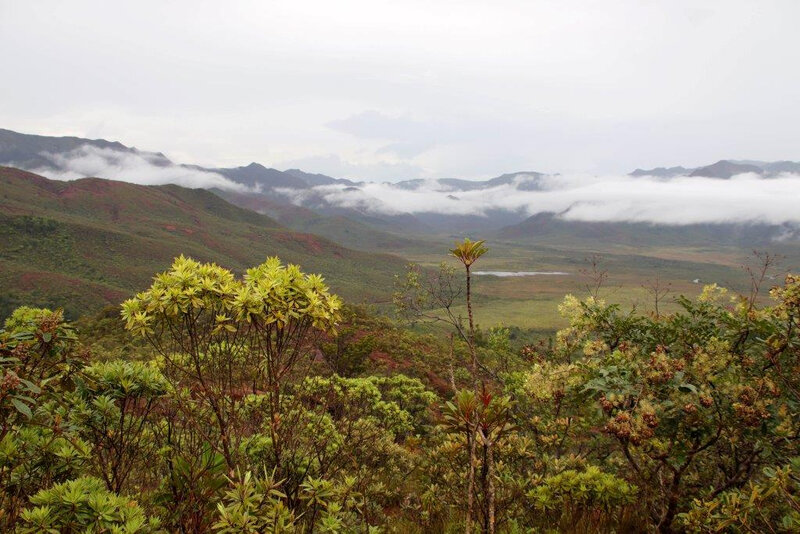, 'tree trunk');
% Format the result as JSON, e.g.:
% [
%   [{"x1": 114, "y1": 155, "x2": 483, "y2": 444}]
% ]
[
  {"x1": 658, "y1": 471, "x2": 684, "y2": 534},
  {"x1": 466, "y1": 266, "x2": 478, "y2": 391},
  {"x1": 482, "y1": 437, "x2": 489, "y2": 533},
  {"x1": 487, "y1": 437, "x2": 496, "y2": 534},
  {"x1": 466, "y1": 426, "x2": 477, "y2": 534},
  {"x1": 448, "y1": 332, "x2": 457, "y2": 394}
]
